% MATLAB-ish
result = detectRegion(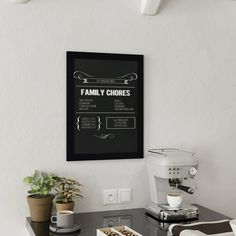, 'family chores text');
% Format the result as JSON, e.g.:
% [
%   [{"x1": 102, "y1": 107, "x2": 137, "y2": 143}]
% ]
[{"x1": 80, "y1": 89, "x2": 131, "y2": 96}]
